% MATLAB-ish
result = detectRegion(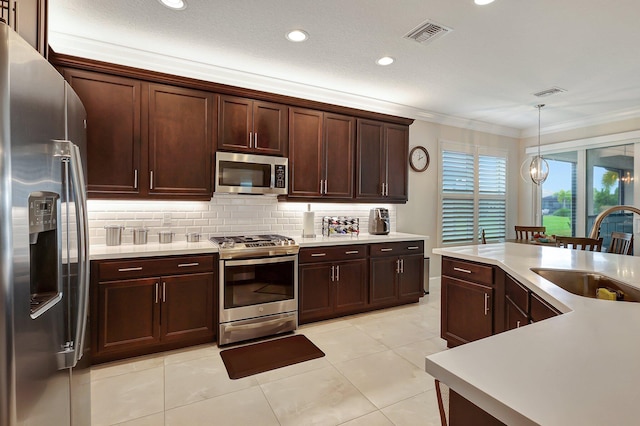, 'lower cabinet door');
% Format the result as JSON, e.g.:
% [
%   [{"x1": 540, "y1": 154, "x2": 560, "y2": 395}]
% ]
[
  {"x1": 334, "y1": 259, "x2": 368, "y2": 313},
  {"x1": 97, "y1": 278, "x2": 161, "y2": 354},
  {"x1": 161, "y1": 273, "x2": 215, "y2": 342},
  {"x1": 398, "y1": 255, "x2": 423, "y2": 300},
  {"x1": 370, "y1": 257, "x2": 398, "y2": 305},
  {"x1": 442, "y1": 276, "x2": 493, "y2": 347},
  {"x1": 299, "y1": 263, "x2": 334, "y2": 323},
  {"x1": 505, "y1": 297, "x2": 529, "y2": 330}
]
